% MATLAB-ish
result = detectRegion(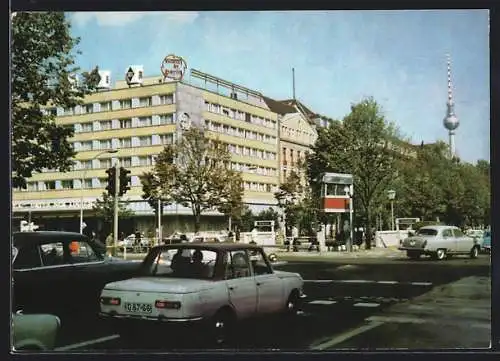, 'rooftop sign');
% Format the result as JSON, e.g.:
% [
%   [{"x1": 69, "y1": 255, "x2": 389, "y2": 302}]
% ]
[{"x1": 161, "y1": 54, "x2": 187, "y2": 81}]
